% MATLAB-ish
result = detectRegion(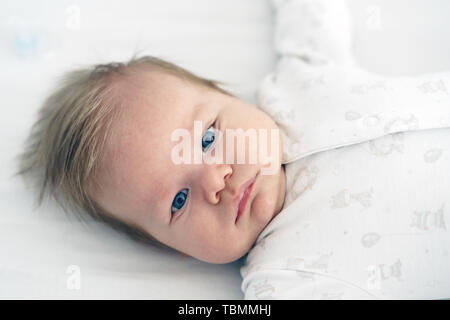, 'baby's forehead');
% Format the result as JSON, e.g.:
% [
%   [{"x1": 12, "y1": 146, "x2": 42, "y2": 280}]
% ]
[
  {"x1": 104, "y1": 72, "x2": 205, "y2": 191},
  {"x1": 123, "y1": 68, "x2": 201, "y2": 96},
  {"x1": 112, "y1": 70, "x2": 199, "y2": 126}
]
